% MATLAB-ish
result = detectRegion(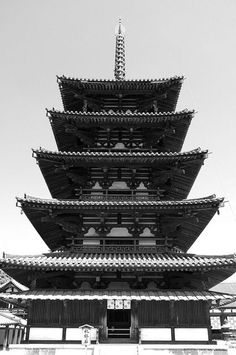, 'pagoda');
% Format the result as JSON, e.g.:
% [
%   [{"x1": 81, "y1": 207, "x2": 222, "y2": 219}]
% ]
[{"x1": 1, "y1": 20, "x2": 236, "y2": 345}]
